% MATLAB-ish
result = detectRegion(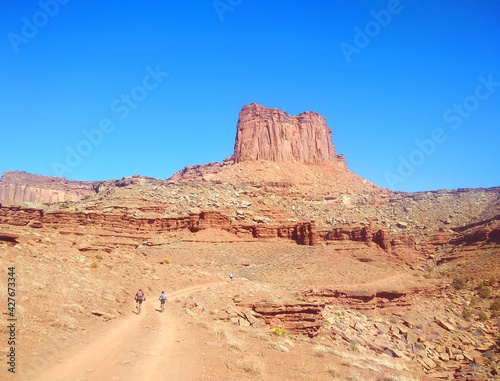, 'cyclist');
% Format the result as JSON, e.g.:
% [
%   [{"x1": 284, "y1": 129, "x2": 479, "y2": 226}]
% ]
[
  {"x1": 159, "y1": 291, "x2": 166, "y2": 312},
  {"x1": 135, "y1": 289, "x2": 146, "y2": 314}
]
